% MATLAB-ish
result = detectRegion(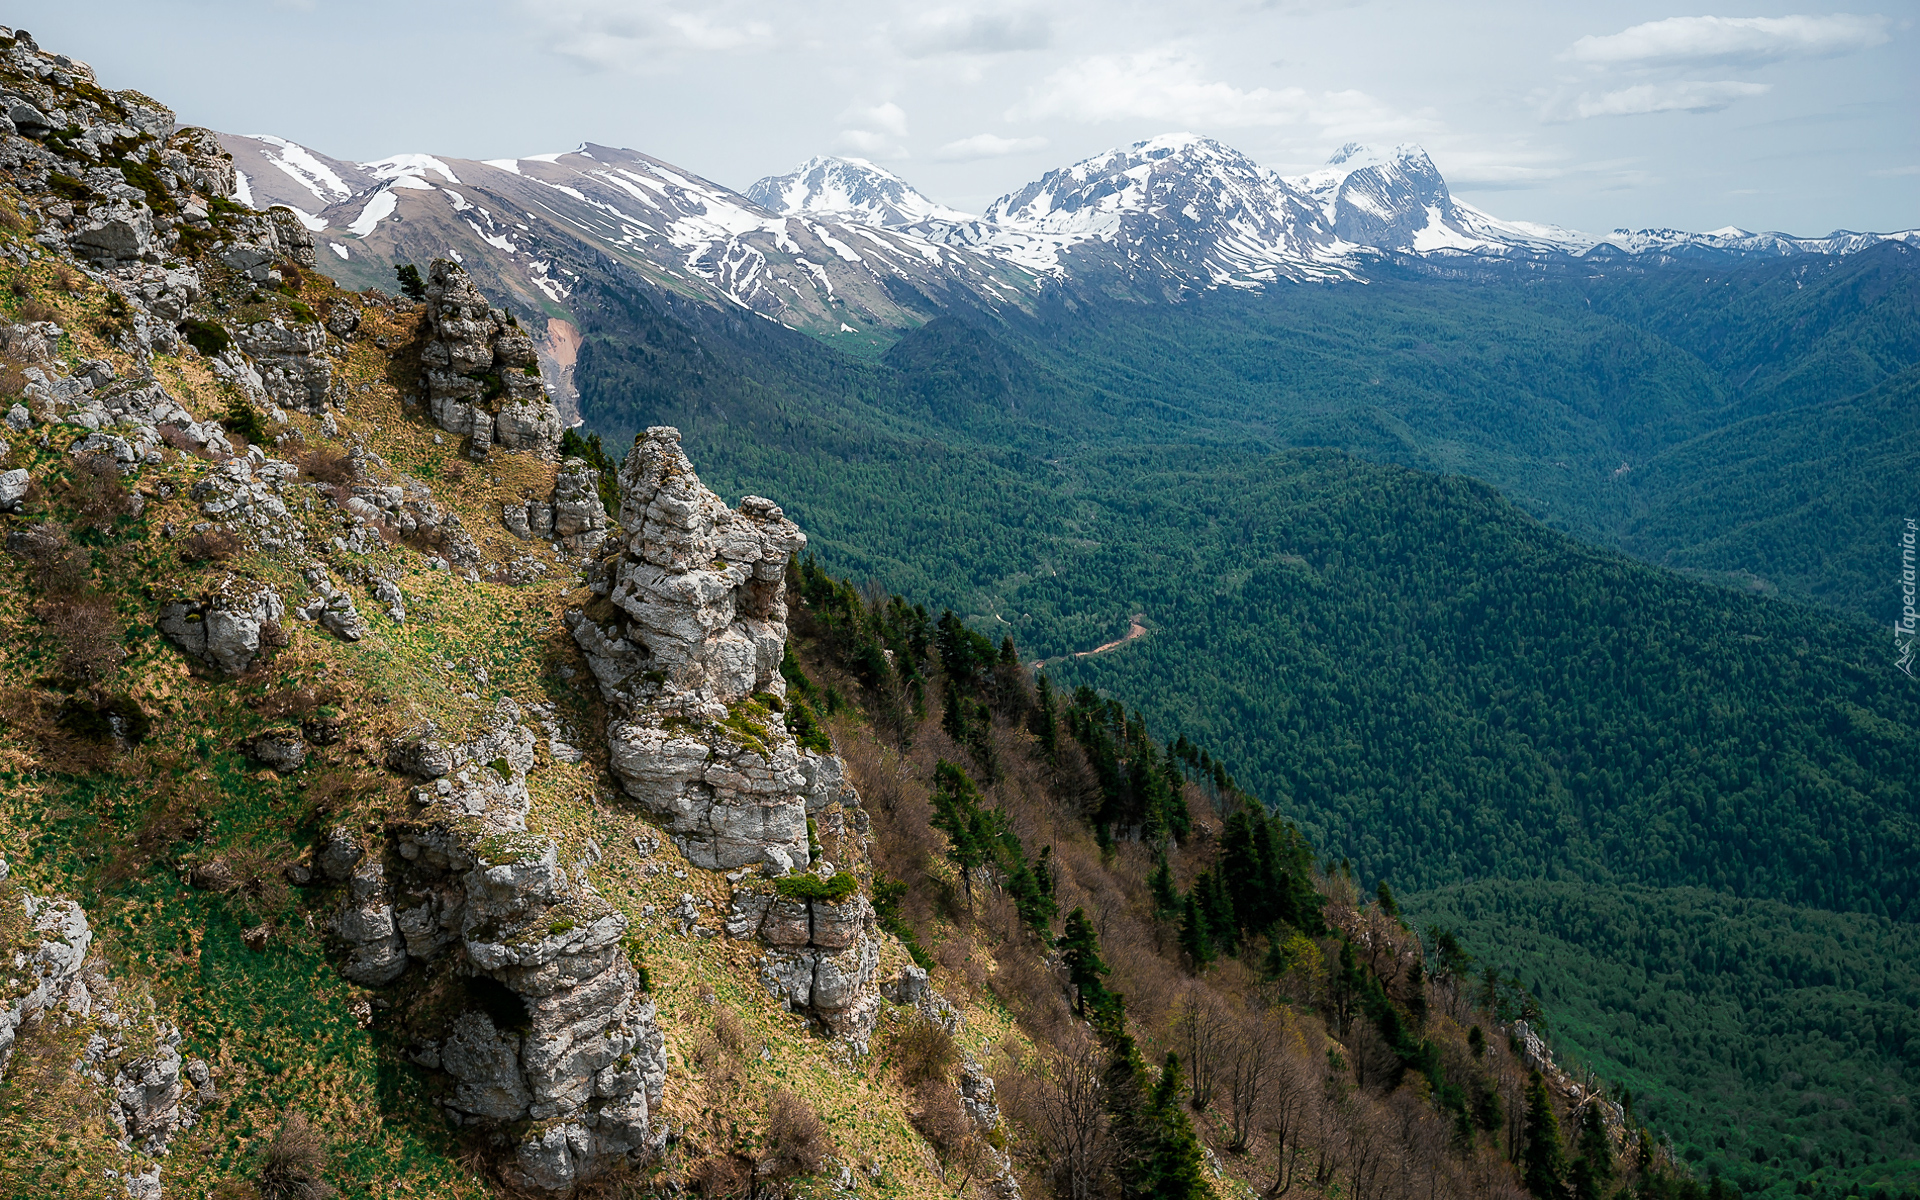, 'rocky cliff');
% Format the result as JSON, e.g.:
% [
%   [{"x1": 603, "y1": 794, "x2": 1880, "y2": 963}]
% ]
[{"x1": 570, "y1": 427, "x2": 885, "y2": 1042}]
